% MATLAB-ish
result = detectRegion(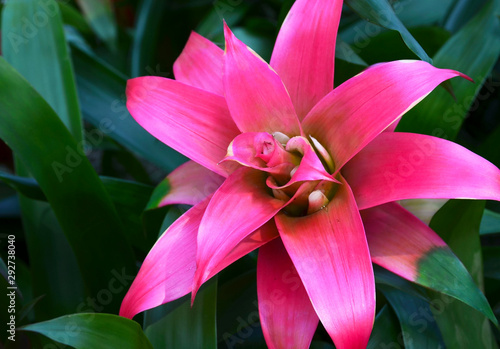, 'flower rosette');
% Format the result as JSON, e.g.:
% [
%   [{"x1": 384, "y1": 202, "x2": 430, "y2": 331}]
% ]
[{"x1": 120, "y1": 0, "x2": 500, "y2": 348}]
